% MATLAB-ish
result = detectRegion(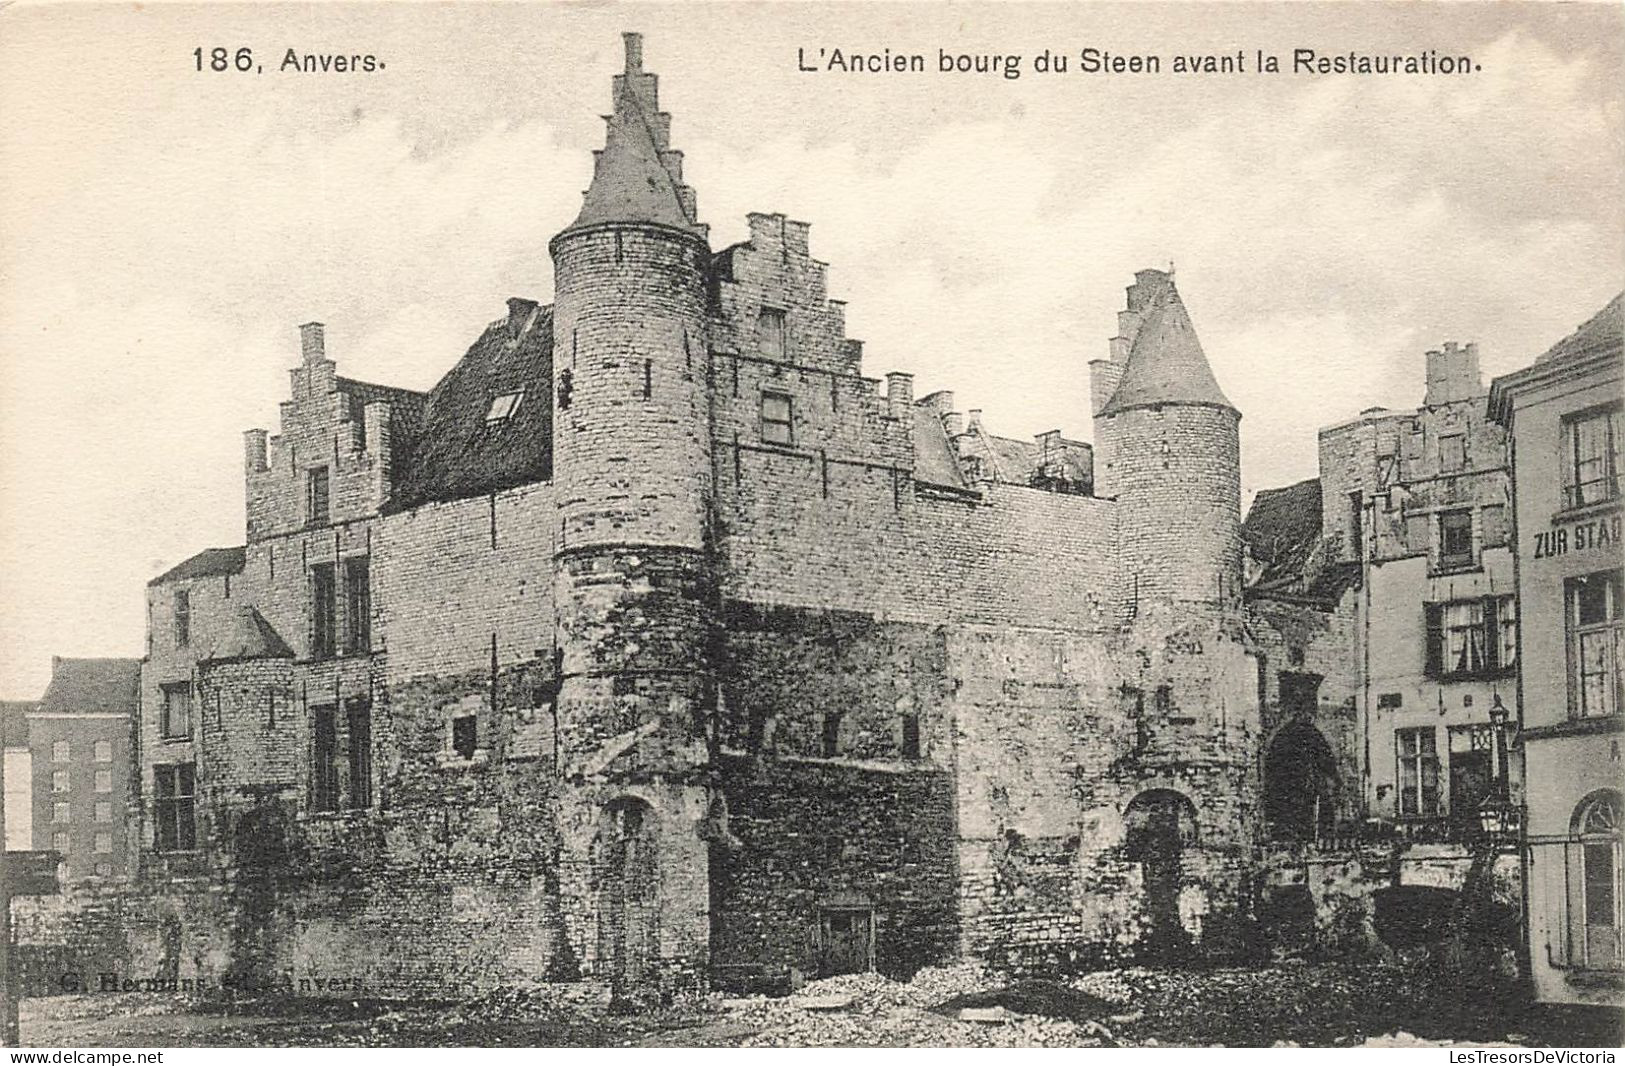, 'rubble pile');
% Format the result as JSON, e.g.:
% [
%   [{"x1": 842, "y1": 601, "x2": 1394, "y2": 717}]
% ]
[{"x1": 716, "y1": 963, "x2": 1118, "y2": 1048}]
